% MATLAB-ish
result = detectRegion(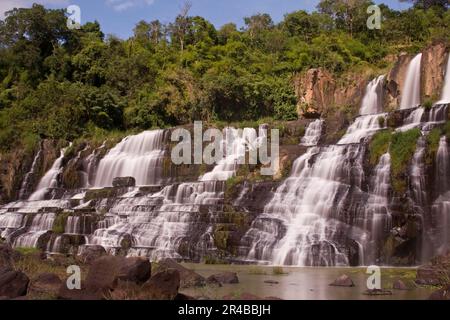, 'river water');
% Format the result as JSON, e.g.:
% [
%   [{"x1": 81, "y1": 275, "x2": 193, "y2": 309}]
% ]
[{"x1": 181, "y1": 264, "x2": 434, "y2": 300}]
